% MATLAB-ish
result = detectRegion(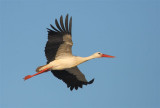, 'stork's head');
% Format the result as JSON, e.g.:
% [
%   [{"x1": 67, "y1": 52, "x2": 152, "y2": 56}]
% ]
[{"x1": 93, "y1": 52, "x2": 115, "y2": 58}]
